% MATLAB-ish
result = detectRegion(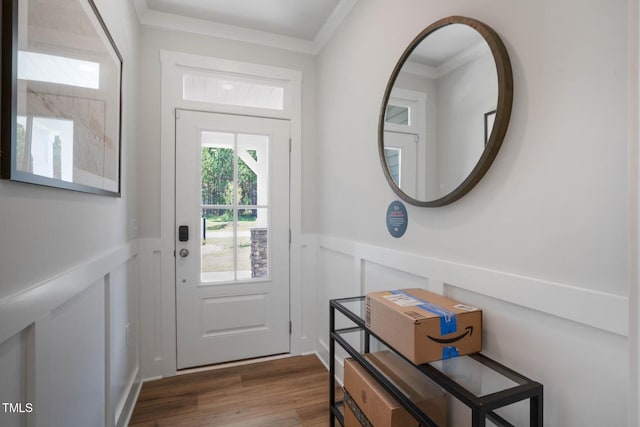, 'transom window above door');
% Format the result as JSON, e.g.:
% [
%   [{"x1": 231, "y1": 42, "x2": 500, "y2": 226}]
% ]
[{"x1": 183, "y1": 74, "x2": 285, "y2": 110}]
